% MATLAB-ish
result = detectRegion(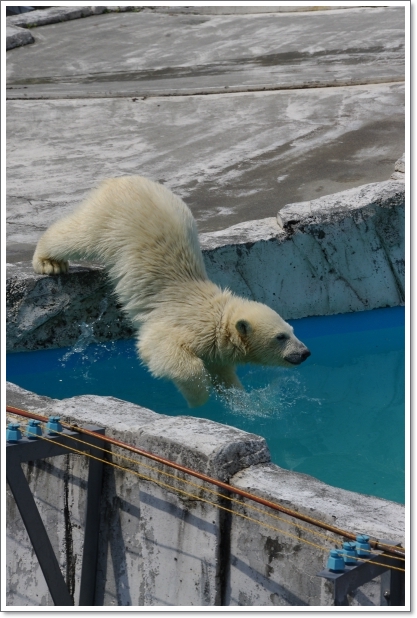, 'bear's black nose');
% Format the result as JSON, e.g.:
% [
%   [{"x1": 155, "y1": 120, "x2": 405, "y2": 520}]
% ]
[
  {"x1": 285, "y1": 348, "x2": 311, "y2": 365},
  {"x1": 301, "y1": 348, "x2": 311, "y2": 361}
]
